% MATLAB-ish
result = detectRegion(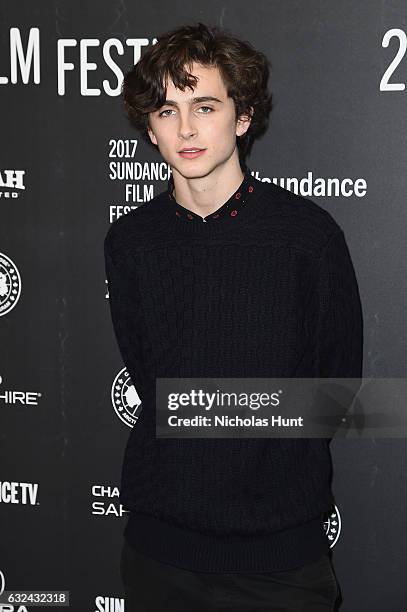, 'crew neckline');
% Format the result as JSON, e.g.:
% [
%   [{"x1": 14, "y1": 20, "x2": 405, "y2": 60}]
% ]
[{"x1": 157, "y1": 167, "x2": 270, "y2": 237}]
